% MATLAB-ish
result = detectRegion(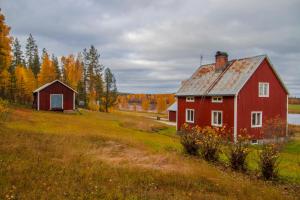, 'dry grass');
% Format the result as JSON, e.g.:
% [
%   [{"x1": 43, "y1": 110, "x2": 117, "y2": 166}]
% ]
[{"x1": 0, "y1": 107, "x2": 299, "y2": 199}]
